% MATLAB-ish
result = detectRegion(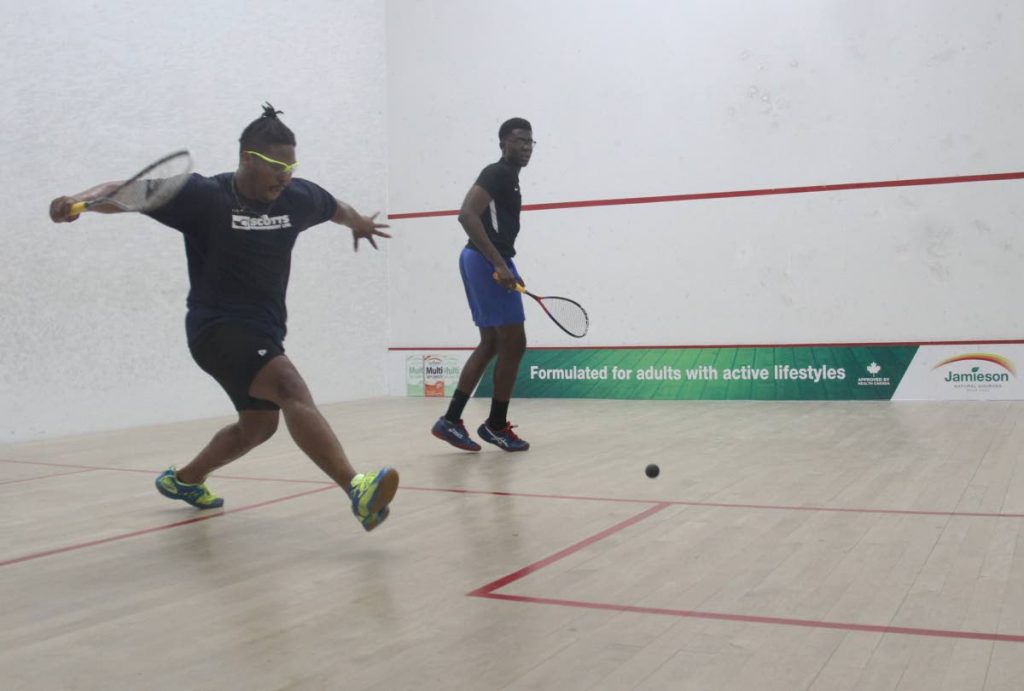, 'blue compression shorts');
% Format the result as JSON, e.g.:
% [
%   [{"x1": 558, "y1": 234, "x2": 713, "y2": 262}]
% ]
[{"x1": 459, "y1": 247, "x2": 525, "y2": 328}]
